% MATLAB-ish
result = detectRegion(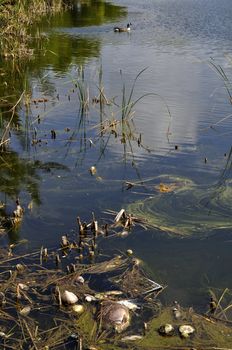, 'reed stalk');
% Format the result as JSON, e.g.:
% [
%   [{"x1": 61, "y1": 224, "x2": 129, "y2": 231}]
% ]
[{"x1": 0, "y1": 0, "x2": 71, "y2": 59}]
